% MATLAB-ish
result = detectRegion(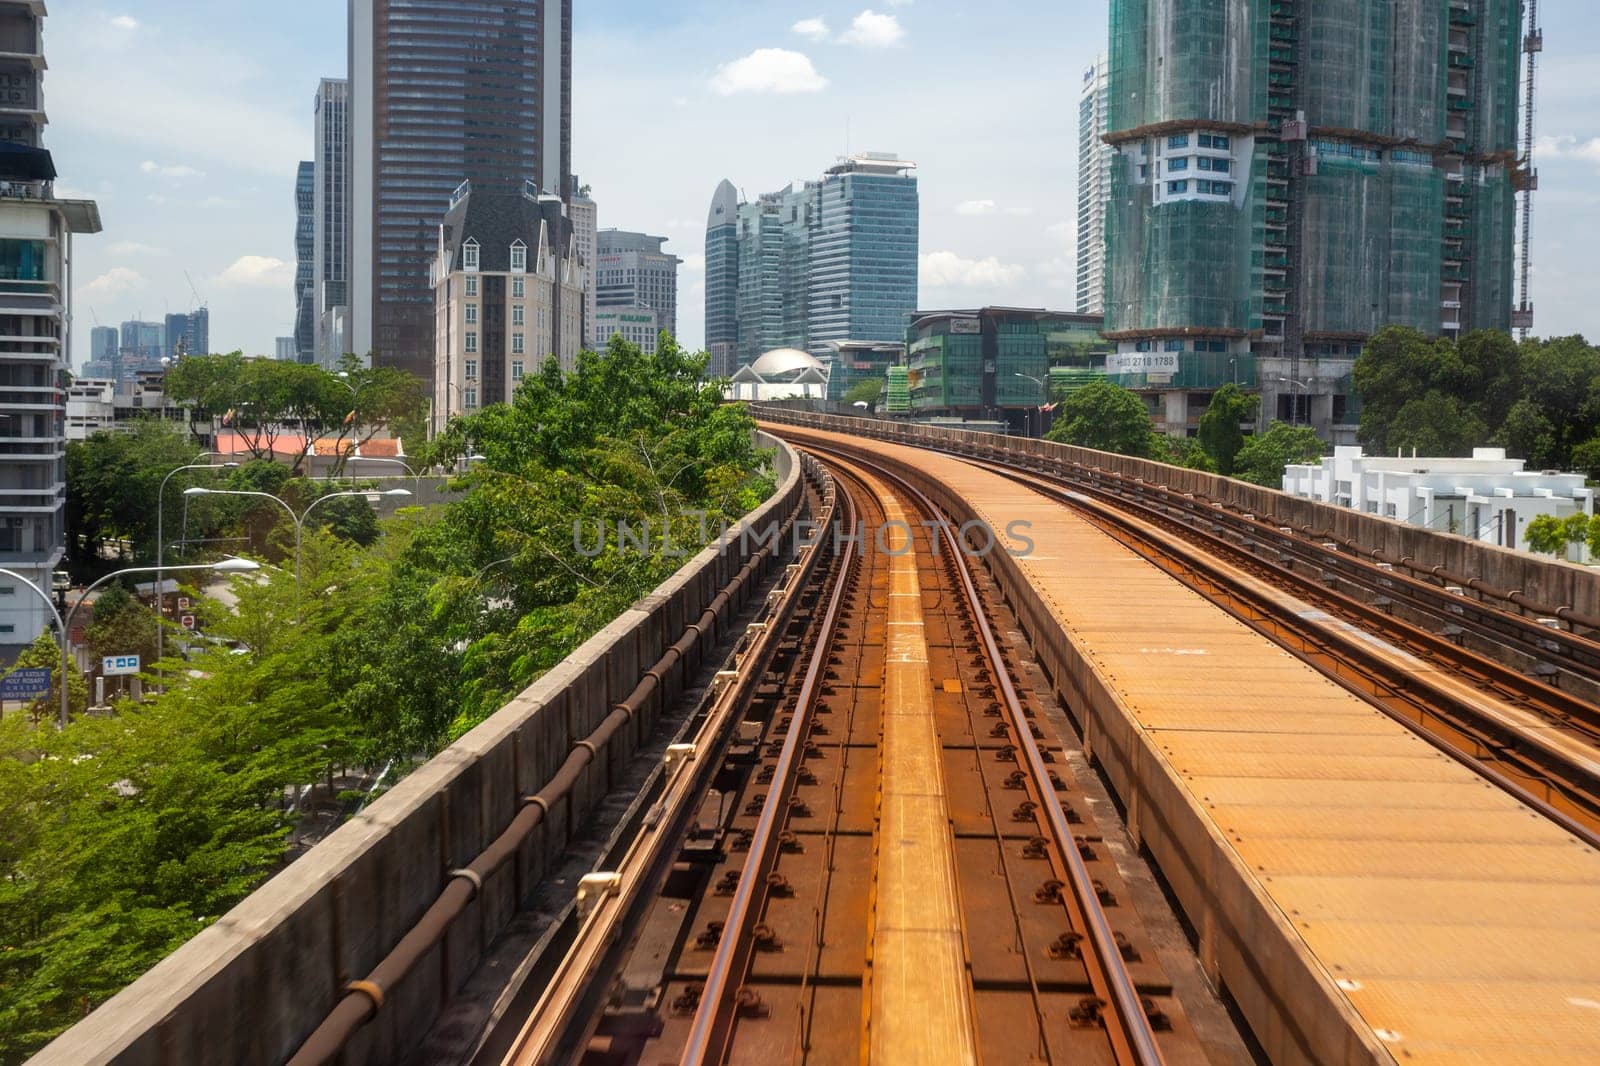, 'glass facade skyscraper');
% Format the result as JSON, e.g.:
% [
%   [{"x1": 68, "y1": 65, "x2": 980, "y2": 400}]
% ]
[
  {"x1": 704, "y1": 180, "x2": 739, "y2": 377},
  {"x1": 806, "y1": 154, "x2": 919, "y2": 361},
  {"x1": 350, "y1": 0, "x2": 572, "y2": 382},
  {"x1": 294, "y1": 160, "x2": 315, "y2": 363},
  {"x1": 314, "y1": 78, "x2": 349, "y2": 366},
  {"x1": 707, "y1": 154, "x2": 918, "y2": 377}
]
